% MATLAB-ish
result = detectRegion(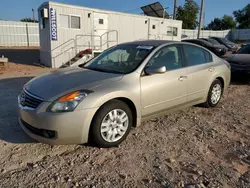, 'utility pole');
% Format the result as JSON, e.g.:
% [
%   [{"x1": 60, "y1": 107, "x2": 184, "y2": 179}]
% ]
[
  {"x1": 173, "y1": 0, "x2": 177, "y2": 20},
  {"x1": 32, "y1": 9, "x2": 35, "y2": 22},
  {"x1": 197, "y1": 0, "x2": 204, "y2": 38}
]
